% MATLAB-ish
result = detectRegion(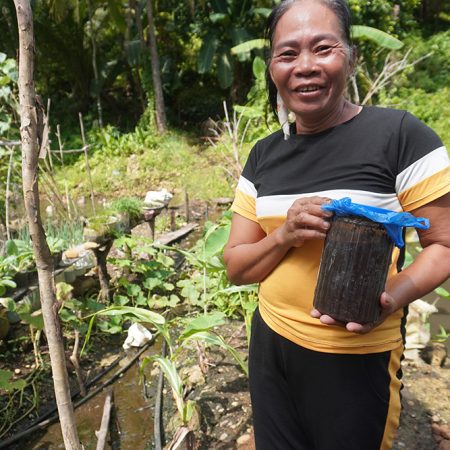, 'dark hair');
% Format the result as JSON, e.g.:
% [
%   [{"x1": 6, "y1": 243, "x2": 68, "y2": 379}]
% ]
[{"x1": 265, "y1": 0, "x2": 354, "y2": 116}]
